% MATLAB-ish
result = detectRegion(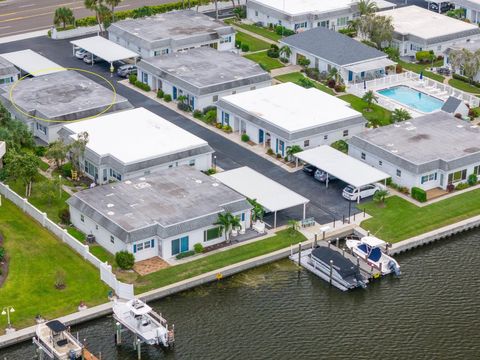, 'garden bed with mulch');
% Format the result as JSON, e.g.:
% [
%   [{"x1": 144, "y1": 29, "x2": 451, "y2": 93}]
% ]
[{"x1": 0, "y1": 232, "x2": 9, "y2": 288}]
